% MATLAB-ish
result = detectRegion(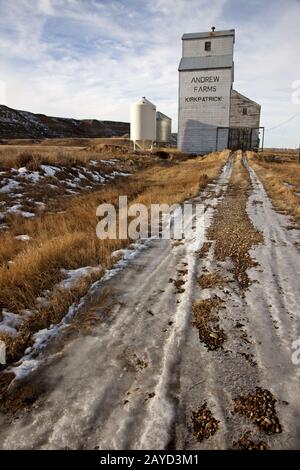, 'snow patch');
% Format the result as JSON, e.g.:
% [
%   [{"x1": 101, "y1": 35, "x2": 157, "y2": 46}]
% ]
[
  {"x1": 0, "y1": 179, "x2": 20, "y2": 193},
  {"x1": 108, "y1": 171, "x2": 131, "y2": 178},
  {"x1": 8, "y1": 205, "x2": 35, "y2": 218},
  {"x1": 283, "y1": 182, "x2": 295, "y2": 190},
  {"x1": 111, "y1": 249, "x2": 126, "y2": 258},
  {"x1": 59, "y1": 266, "x2": 102, "y2": 289},
  {"x1": 41, "y1": 165, "x2": 59, "y2": 177},
  {"x1": 22, "y1": 171, "x2": 41, "y2": 183},
  {"x1": 35, "y1": 201, "x2": 46, "y2": 210},
  {"x1": 0, "y1": 310, "x2": 22, "y2": 337},
  {"x1": 99, "y1": 159, "x2": 120, "y2": 165},
  {"x1": 15, "y1": 234, "x2": 31, "y2": 241}
]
